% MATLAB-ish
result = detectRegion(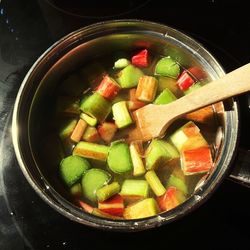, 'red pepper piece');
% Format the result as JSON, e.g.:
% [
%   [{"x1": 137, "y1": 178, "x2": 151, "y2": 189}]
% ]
[
  {"x1": 131, "y1": 49, "x2": 149, "y2": 68},
  {"x1": 157, "y1": 187, "x2": 183, "y2": 212},
  {"x1": 177, "y1": 71, "x2": 195, "y2": 91},
  {"x1": 98, "y1": 194, "x2": 124, "y2": 217},
  {"x1": 181, "y1": 146, "x2": 213, "y2": 175},
  {"x1": 96, "y1": 75, "x2": 120, "y2": 100},
  {"x1": 97, "y1": 122, "x2": 118, "y2": 143}
]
